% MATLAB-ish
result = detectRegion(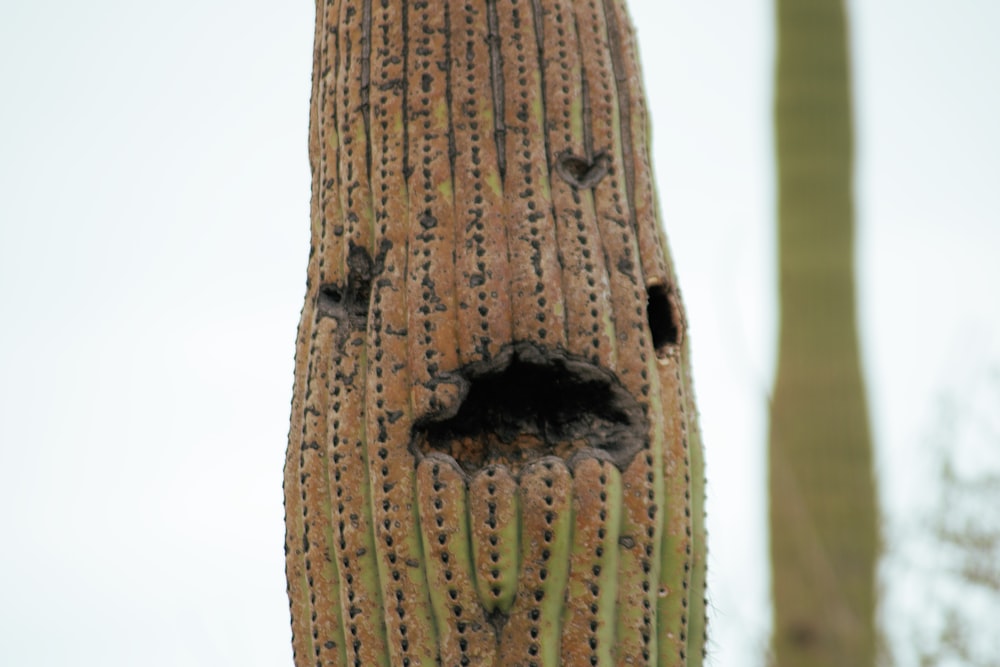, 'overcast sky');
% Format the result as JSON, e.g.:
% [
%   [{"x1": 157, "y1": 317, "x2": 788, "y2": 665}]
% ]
[{"x1": 1, "y1": 1, "x2": 998, "y2": 665}]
